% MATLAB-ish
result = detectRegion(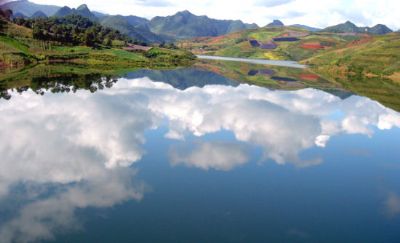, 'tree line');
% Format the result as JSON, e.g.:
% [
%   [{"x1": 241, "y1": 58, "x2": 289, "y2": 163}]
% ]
[
  {"x1": 13, "y1": 15, "x2": 131, "y2": 47},
  {"x1": 0, "y1": 8, "x2": 13, "y2": 32}
]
